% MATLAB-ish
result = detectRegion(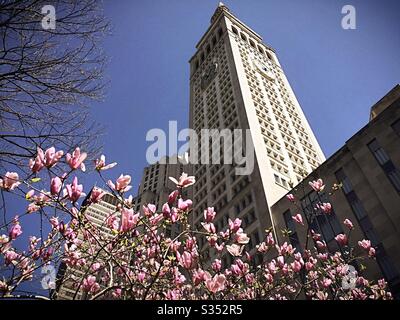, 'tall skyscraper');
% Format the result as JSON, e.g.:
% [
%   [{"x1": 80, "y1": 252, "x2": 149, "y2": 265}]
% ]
[
  {"x1": 189, "y1": 3, "x2": 325, "y2": 262},
  {"x1": 134, "y1": 155, "x2": 188, "y2": 238},
  {"x1": 54, "y1": 191, "x2": 120, "y2": 300}
]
